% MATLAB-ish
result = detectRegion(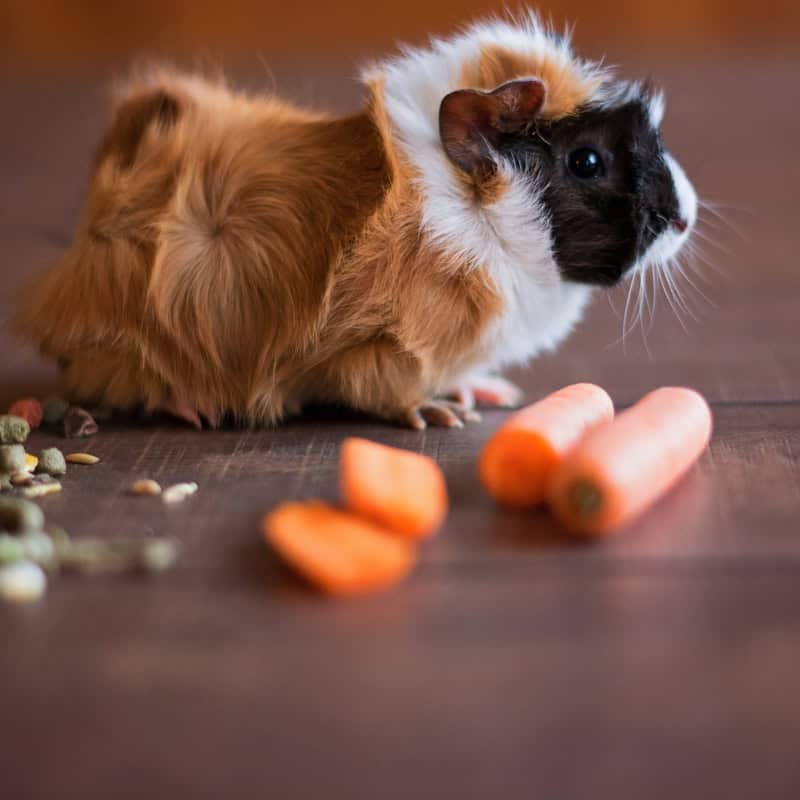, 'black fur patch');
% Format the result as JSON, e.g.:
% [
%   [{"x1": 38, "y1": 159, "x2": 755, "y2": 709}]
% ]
[{"x1": 498, "y1": 99, "x2": 681, "y2": 286}]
